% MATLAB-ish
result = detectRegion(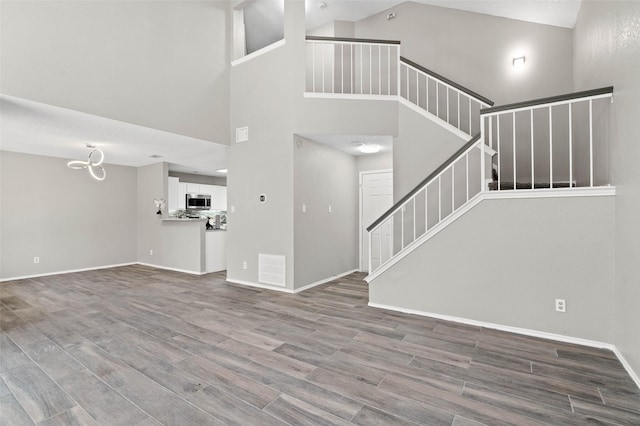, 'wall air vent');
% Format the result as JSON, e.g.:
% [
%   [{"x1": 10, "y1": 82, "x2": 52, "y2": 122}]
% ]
[
  {"x1": 258, "y1": 253, "x2": 286, "y2": 287},
  {"x1": 236, "y1": 126, "x2": 249, "y2": 143}
]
